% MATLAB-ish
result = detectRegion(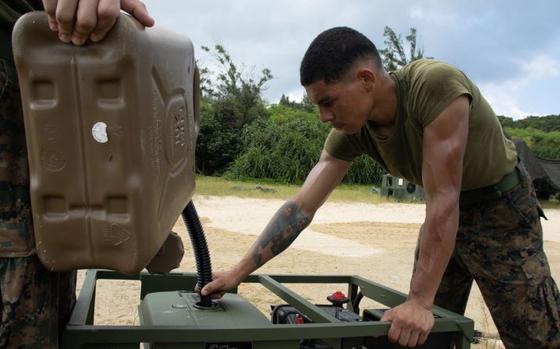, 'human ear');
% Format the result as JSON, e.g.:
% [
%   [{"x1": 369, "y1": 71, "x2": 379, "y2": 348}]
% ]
[{"x1": 357, "y1": 69, "x2": 375, "y2": 91}]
